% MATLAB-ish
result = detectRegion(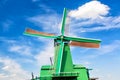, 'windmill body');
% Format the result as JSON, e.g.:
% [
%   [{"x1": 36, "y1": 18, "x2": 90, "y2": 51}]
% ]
[
  {"x1": 24, "y1": 8, "x2": 101, "y2": 80},
  {"x1": 40, "y1": 39, "x2": 89, "y2": 80}
]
